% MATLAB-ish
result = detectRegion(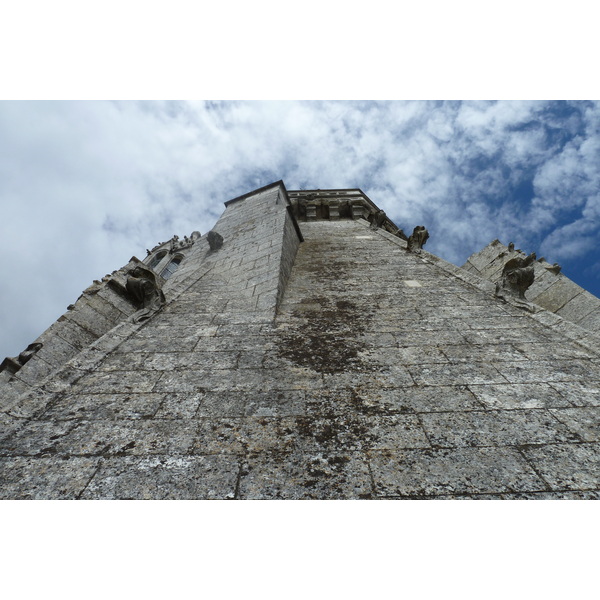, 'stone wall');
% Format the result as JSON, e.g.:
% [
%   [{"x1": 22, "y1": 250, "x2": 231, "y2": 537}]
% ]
[
  {"x1": 0, "y1": 260, "x2": 141, "y2": 407},
  {"x1": 463, "y1": 240, "x2": 600, "y2": 334},
  {"x1": 1, "y1": 185, "x2": 600, "y2": 499}
]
